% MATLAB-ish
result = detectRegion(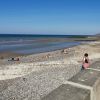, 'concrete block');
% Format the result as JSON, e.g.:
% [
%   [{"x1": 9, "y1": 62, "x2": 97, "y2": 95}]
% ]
[
  {"x1": 68, "y1": 69, "x2": 100, "y2": 87},
  {"x1": 42, "y1": 84, "x2": 90, "y2": 100},
  {"x1": 89, "y1": 61, "x2": 100, "y2": 71},
  {"x1": 68, "y1": 69, "x2": 100, "y2": 100}
]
